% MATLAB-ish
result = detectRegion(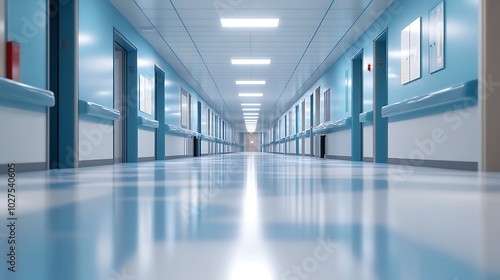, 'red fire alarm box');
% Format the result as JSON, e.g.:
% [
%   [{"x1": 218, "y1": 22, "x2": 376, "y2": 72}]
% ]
[{"x1": 7, "y1": 41, "x2": 20, "y2": 82}]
